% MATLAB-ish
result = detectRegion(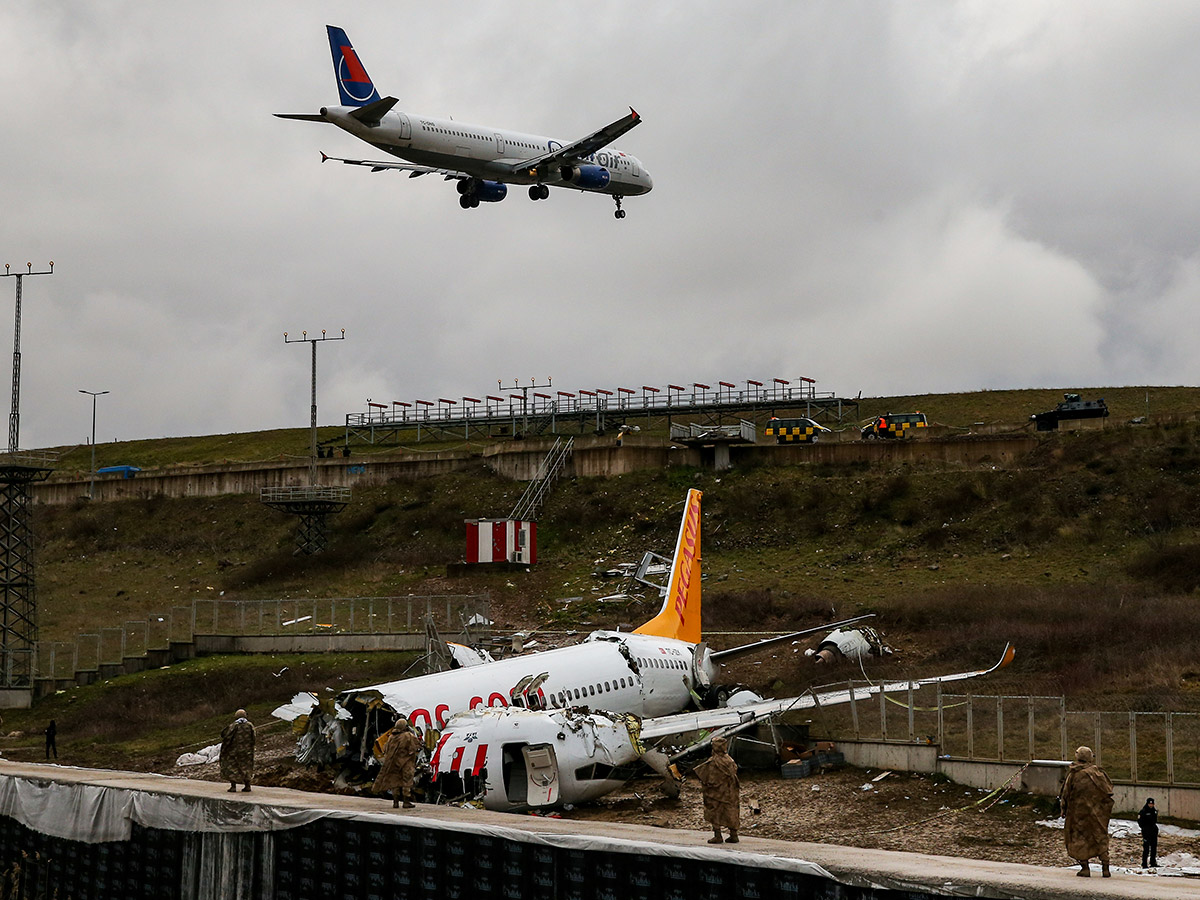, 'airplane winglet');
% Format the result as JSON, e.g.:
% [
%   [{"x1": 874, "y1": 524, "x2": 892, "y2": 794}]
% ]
[{"x1": 320, "y1": 152, "x2": 329, "y2": 163}]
